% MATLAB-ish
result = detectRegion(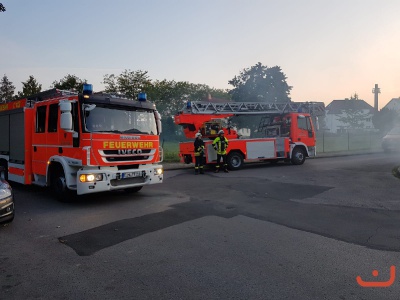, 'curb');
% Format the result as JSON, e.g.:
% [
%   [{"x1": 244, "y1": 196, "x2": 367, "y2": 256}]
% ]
[{"x1": 162, "y1": 149, "x2": 384, "y2": 171}]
